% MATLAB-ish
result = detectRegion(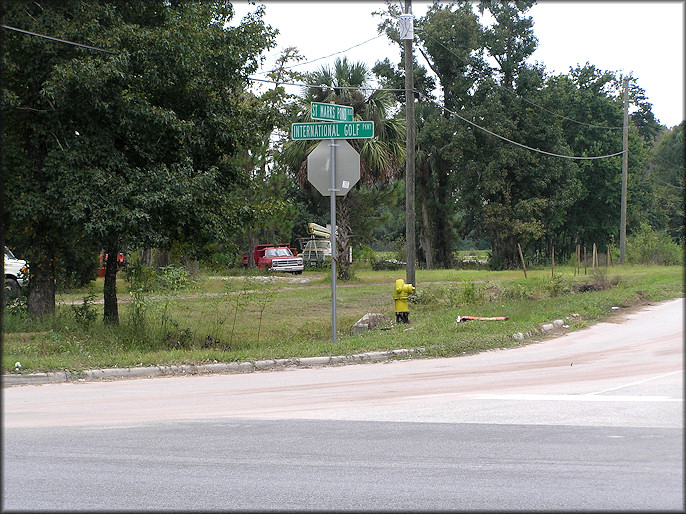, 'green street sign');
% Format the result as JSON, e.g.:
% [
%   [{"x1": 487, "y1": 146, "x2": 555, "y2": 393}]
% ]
[
  {"x1": 291, "y1": 121, "x2": 374, "y2": 140},
  {"x1": 311, "y1": 102, "x2": 354, "y2": 122}
]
